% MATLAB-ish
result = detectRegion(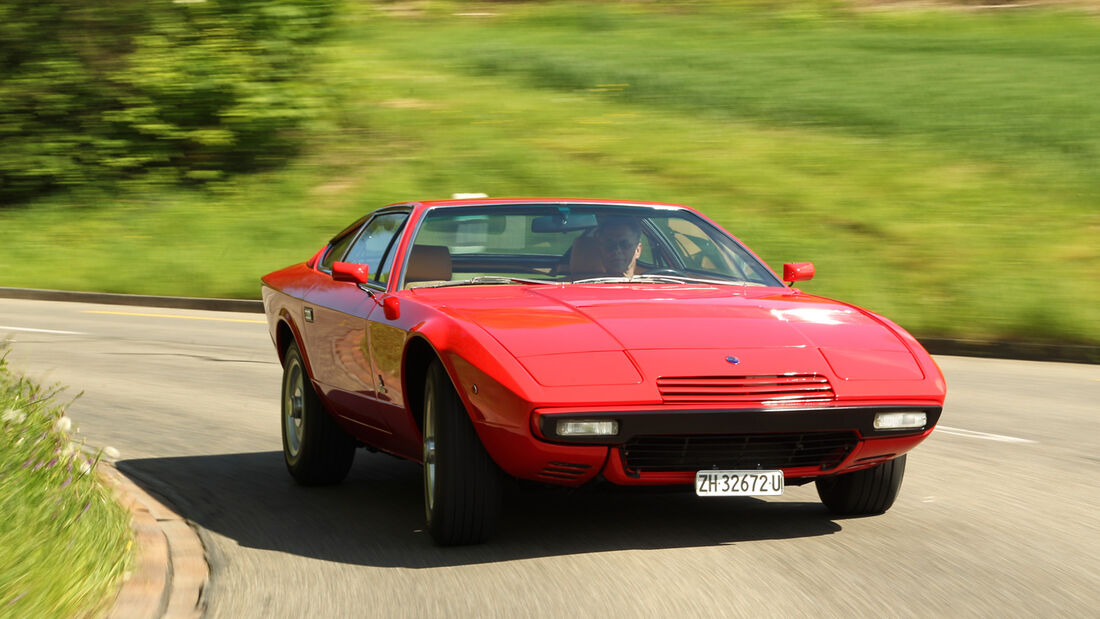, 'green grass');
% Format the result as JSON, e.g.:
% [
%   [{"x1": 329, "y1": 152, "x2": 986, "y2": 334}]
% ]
[
  {"x1": 0, "y1": 352, "x2": 132, "y2": 618},
  {"x1": 0, "y1": 1, "x2": 1097, "y2": 344}
]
